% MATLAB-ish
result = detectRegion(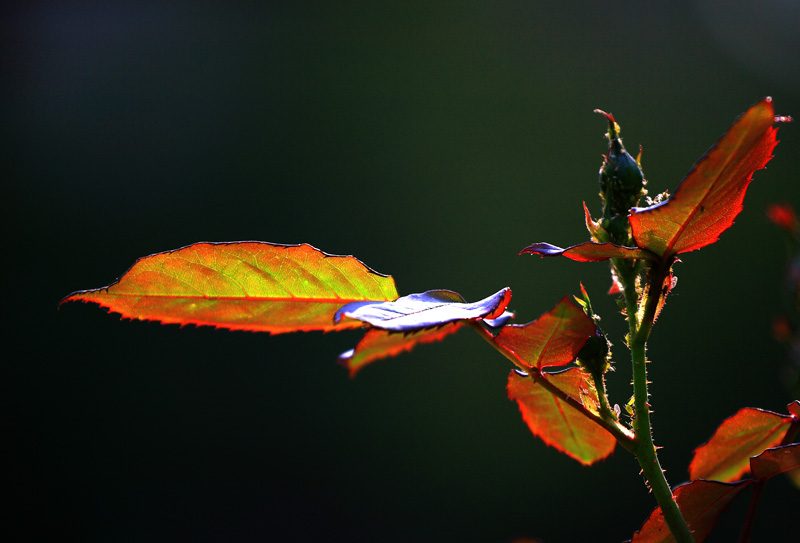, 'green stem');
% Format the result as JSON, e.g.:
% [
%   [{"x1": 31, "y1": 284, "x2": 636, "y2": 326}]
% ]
[
  {"x1": 613, "y1": 257, "x2": 639, "y2": 335},
  {"x1": 628, "y1": 262, "x2": 694, "y2": 543},
  {"x1": 590, "y1": 367, "x2": 618, "y2": 424}
]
